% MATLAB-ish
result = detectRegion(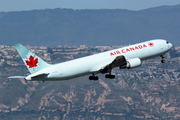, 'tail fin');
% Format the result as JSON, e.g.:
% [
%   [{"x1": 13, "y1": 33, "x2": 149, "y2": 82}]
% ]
[{"x1": 15, "y1": 43, "x2": 50, "y2": 74}]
